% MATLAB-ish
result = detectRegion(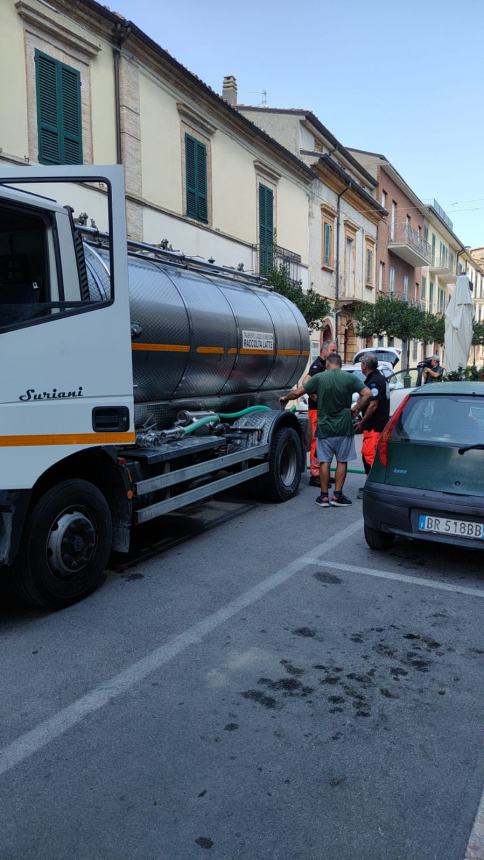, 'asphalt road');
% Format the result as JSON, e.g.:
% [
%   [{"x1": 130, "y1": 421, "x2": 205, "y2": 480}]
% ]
[{"x1": 1, "y1": 471, "x2": 483, "y2": 860}]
